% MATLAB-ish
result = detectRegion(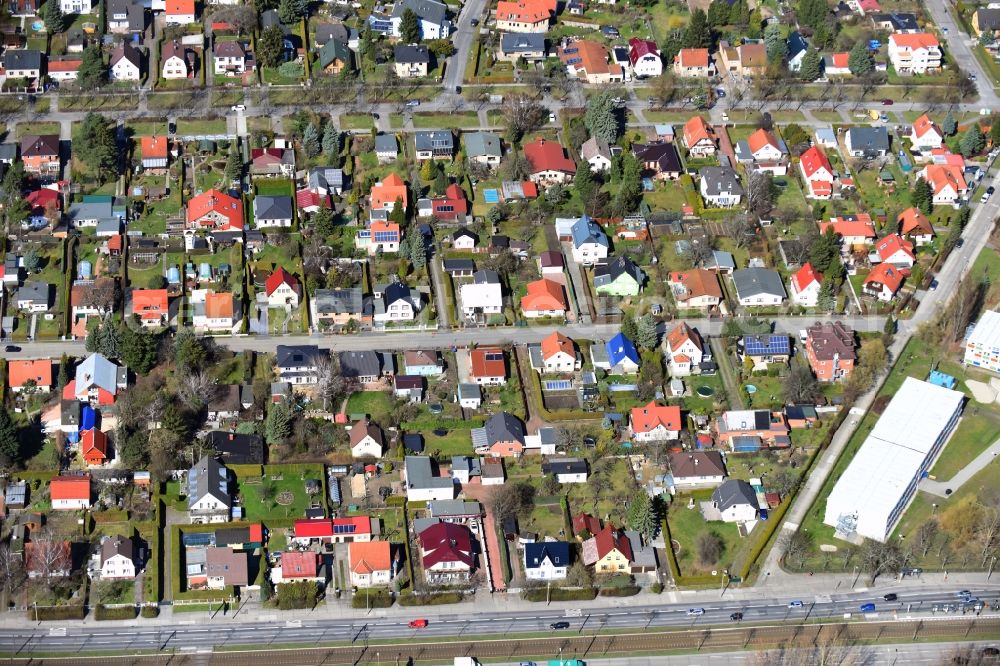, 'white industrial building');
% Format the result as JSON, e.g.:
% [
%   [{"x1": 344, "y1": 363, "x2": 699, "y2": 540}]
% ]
[
  {"x1": 964, "y1": 310, "x2": 1000, "y2": 374},
  {"x1": 823, "y1": 377, "x2": 964, "y2": 542}
]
